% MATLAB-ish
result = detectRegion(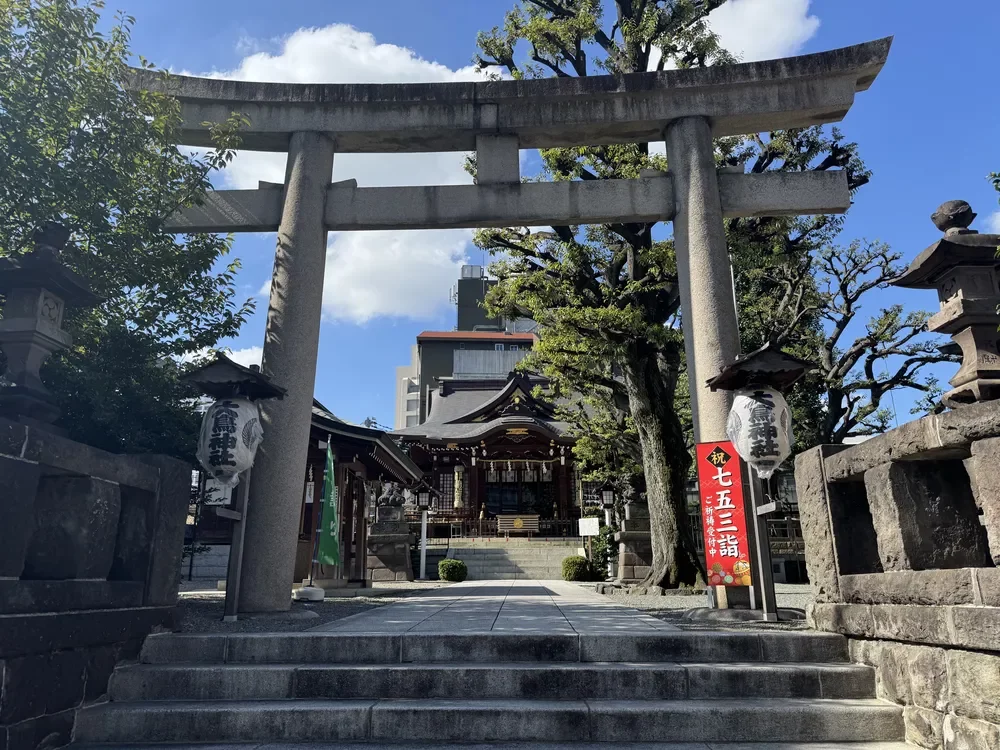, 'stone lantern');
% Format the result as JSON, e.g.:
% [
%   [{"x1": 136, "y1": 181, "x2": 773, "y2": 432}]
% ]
[
  {"x1": 0, "y1": 223, "x2": 100, "y2": 428},
  {"x1": 892, "y1": 200, "x2": 1000, "y2": 407}
]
